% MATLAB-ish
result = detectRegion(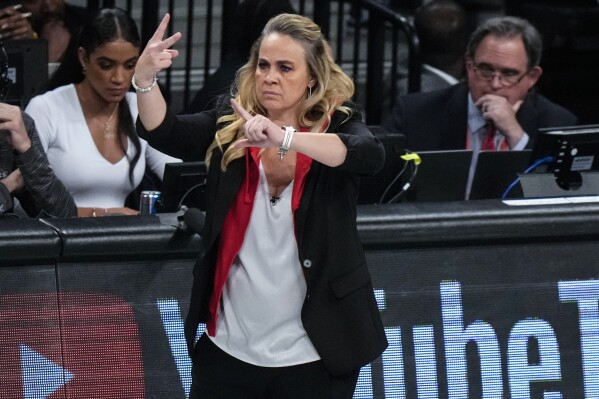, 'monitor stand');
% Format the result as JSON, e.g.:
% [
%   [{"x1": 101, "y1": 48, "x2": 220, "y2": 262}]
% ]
[{"x1": 519, "y1": 172, "x2": 599, "y2": 198}]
